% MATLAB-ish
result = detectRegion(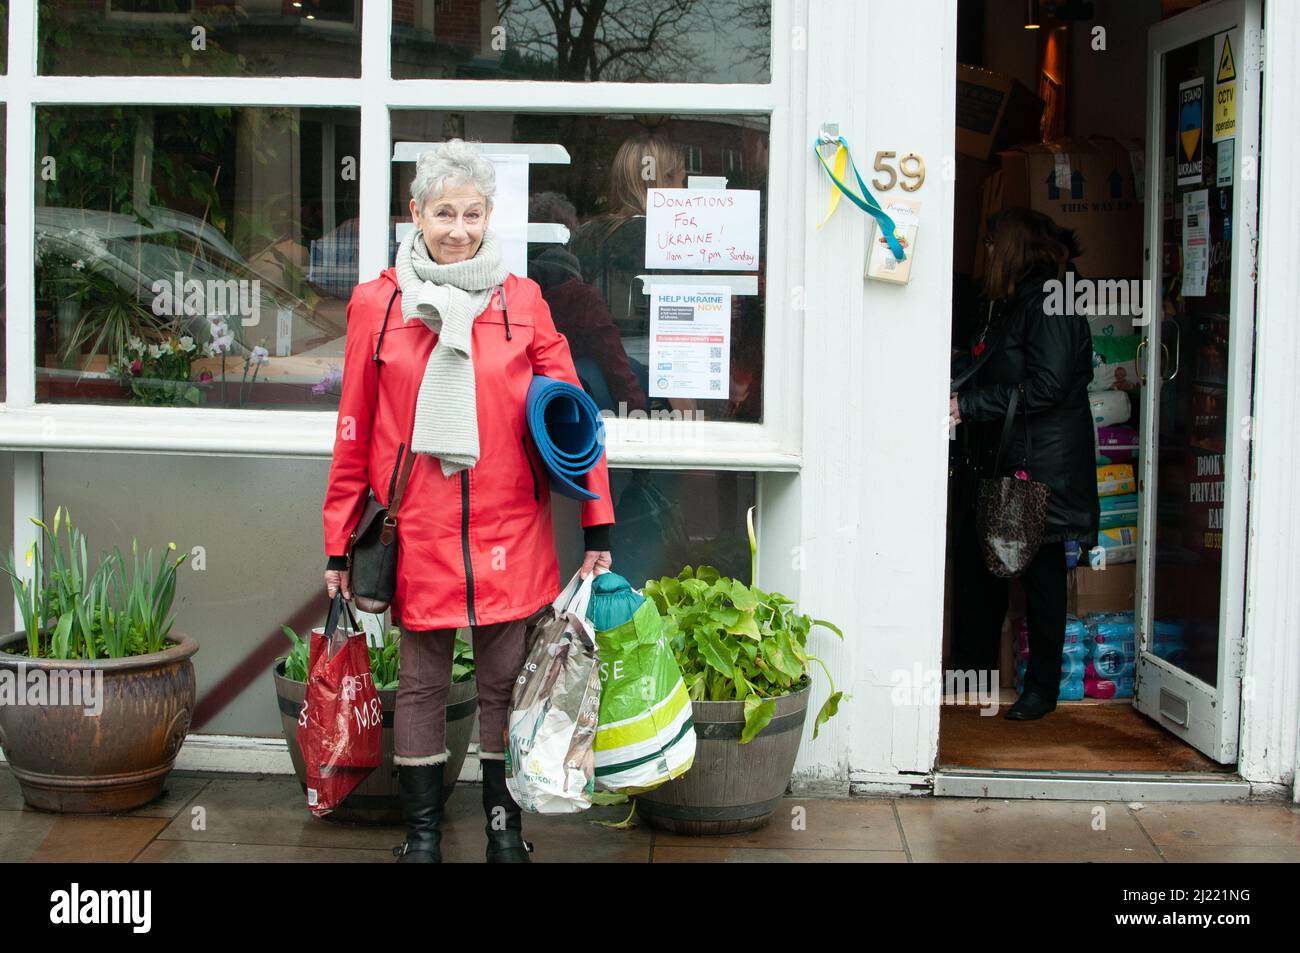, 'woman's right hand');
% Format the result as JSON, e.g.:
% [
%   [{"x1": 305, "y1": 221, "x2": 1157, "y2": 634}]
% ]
[{"x1": 324, "y1": 569, "x2": 352, "y2": 601}]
